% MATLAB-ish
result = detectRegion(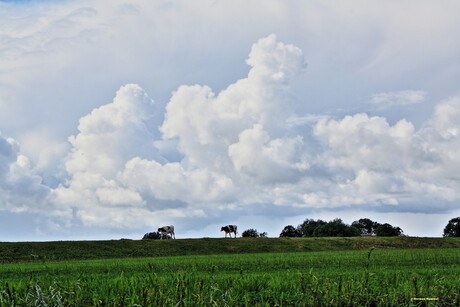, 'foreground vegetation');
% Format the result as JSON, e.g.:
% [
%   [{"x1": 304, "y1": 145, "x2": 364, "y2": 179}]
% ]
[
  {"x1": 0, "y1": 248, "x2": 459, "y2": 306},
  {"x1": 1, "y1": 237, "x2": 460, "y2": 262}
]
